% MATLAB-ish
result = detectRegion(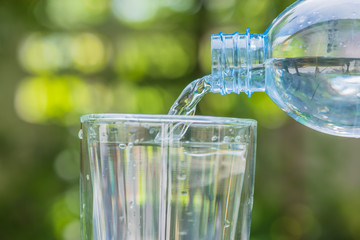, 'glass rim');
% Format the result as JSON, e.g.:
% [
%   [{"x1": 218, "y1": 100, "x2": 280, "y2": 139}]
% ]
[{"x1": 80, "y1": 113, "x2": 257, "y2": 126}]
